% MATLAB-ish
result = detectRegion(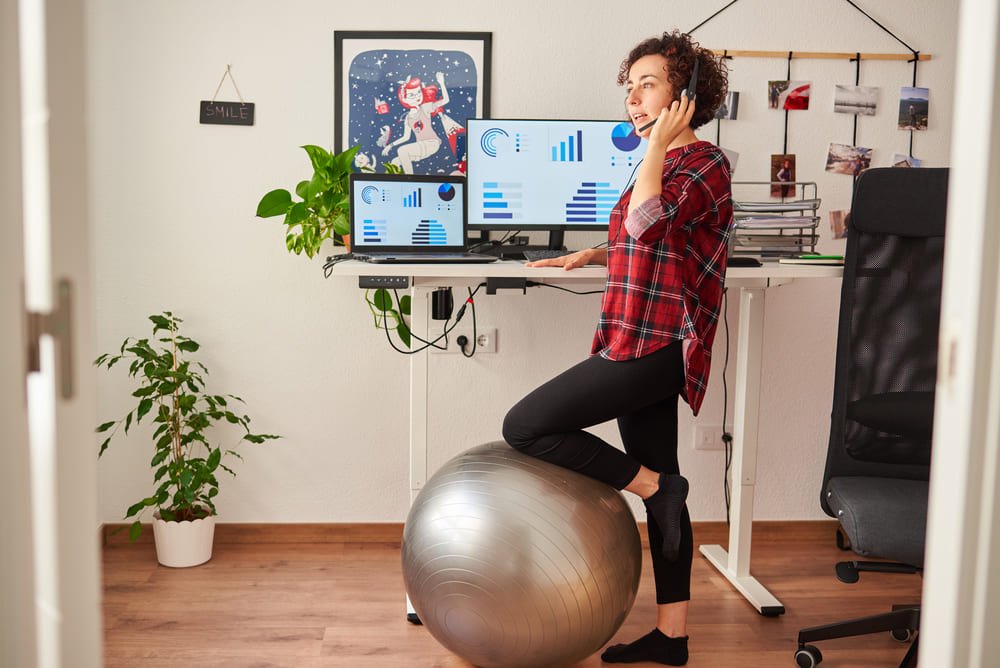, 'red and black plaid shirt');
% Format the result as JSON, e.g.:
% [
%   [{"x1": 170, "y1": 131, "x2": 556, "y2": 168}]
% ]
[{"x1": 592, "y1": 141, "x2": 733, "y2": 415}]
